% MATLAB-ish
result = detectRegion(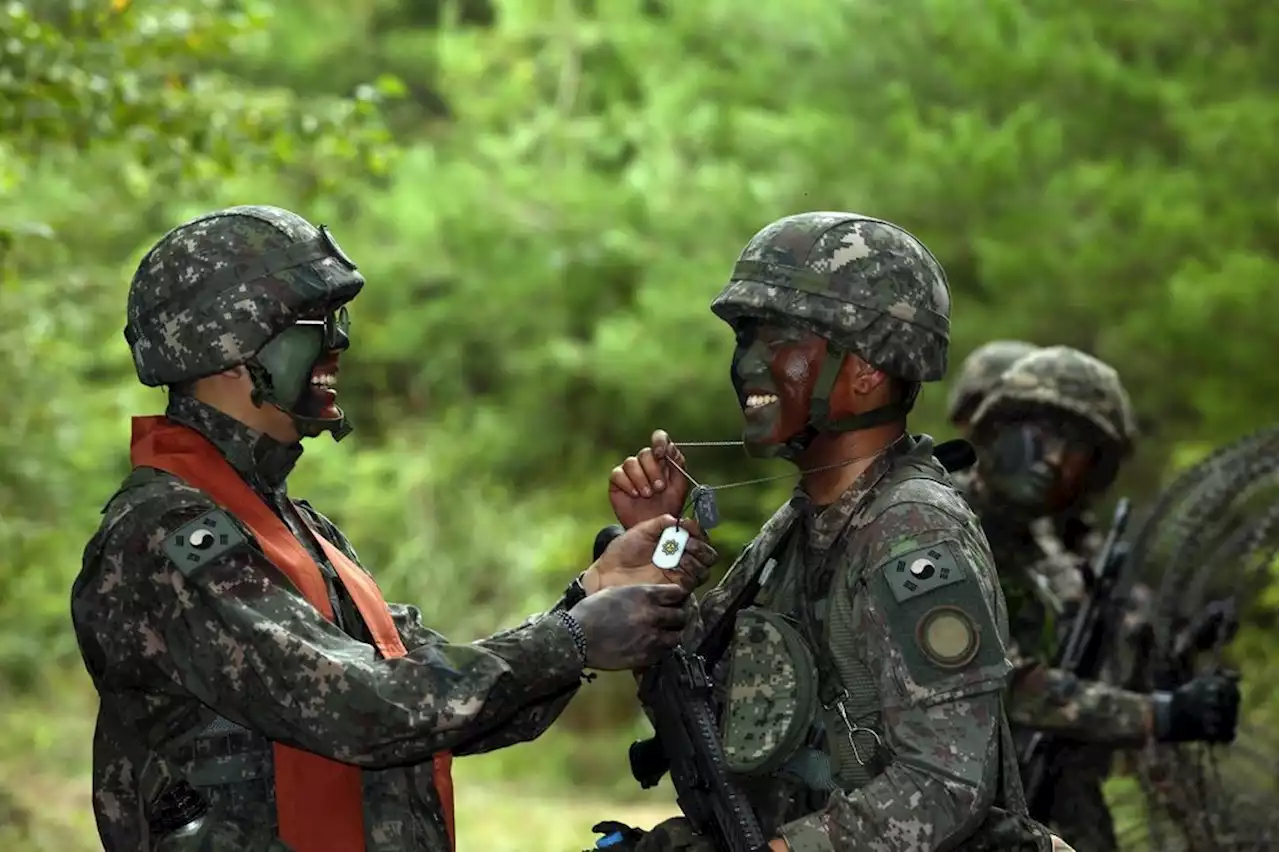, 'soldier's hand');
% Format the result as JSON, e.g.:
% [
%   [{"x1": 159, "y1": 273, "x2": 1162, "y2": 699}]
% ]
[
  {"x1": 584, "y1": 818, "x2": 716, "y2": 852},
  {"x1": 586, "y1": 515, "x2": 716, "y2": 594},
  {"x1": 609, "y1": 430, "x2": 692, "y2": 529},
  {"x1": 1152, "y1": 670, "x2": 1241, "y2": 744},
  {"x1": 586, "y1": 820, "x2": 646, "y2": 850},
  {"x1": 636, "y1": 817, "x2": 715, "y2": 852},
  {"x1": 570, "y1": 584, "x2": 690, "y2": 671}
]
